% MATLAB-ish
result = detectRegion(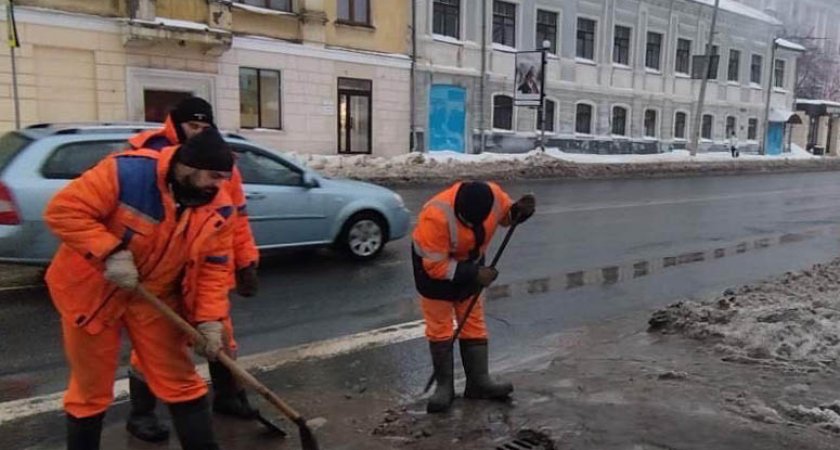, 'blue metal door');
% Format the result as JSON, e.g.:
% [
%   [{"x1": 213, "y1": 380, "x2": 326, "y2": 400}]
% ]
[
  {"x1": 766, "y1": 122, "x2": 784, "y2": 156},
  {"x1": 428, "y1": 85, "x2": 466, "y2": 153}
]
